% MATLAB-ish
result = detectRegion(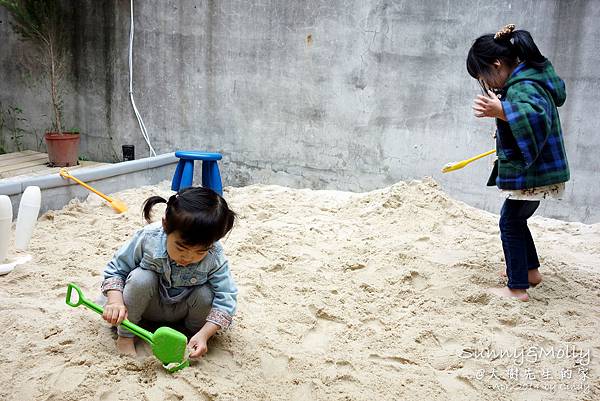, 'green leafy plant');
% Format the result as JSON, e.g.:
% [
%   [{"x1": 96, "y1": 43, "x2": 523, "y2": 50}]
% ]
[
  {"x1": 0, "y1": 0, "x2": 68, "y2": 134},
  {"x1": 0, "y1": 102, "x2": 28, "y2": 153}
]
